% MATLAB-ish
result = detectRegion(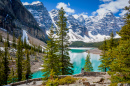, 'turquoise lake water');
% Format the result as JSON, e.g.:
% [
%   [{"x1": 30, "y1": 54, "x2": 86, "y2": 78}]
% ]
[{"x1": 32, "y1": 48, "x2": 101, "y2": 79}]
